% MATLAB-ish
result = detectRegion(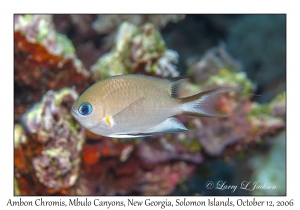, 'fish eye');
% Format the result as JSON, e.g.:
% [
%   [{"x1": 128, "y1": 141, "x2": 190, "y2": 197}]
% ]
[{"x1": 78, "y1": 103, "x2": 93, "y2": 116}]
